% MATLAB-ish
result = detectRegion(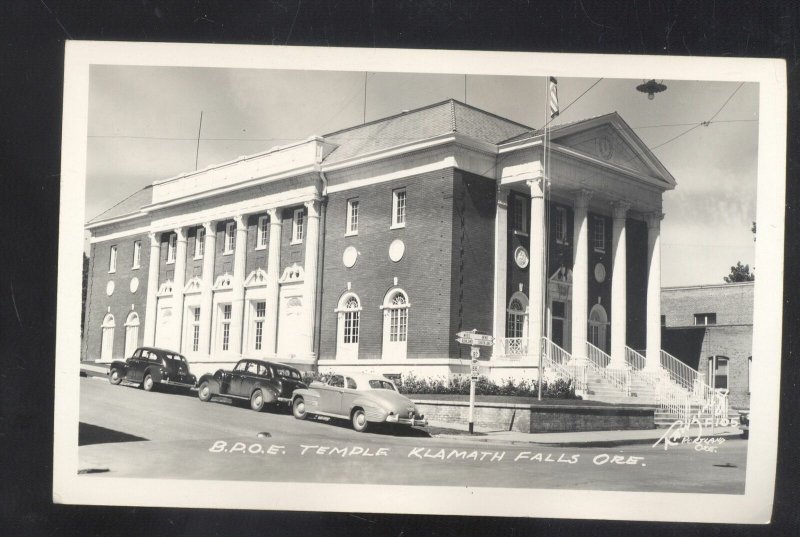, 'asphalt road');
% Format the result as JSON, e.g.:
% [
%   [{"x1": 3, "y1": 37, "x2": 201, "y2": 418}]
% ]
[{"x1": 79, "y1": 377, "x2": 747, "y2": 493}]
